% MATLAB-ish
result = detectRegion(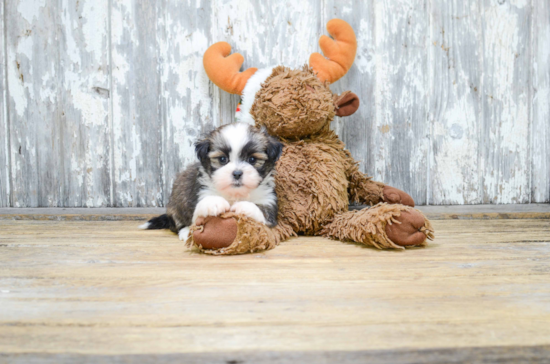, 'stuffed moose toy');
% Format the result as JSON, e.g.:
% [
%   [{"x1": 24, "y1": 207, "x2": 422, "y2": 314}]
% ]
[{"x1": 187, "y1": 19, "x2": 434, "y2": 255}]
